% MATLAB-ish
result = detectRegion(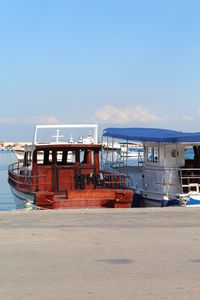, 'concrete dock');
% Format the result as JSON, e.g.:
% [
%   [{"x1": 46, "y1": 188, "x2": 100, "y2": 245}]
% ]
[{"x1": 0, "y1": 207, "x2": 200, "y2": 299}]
